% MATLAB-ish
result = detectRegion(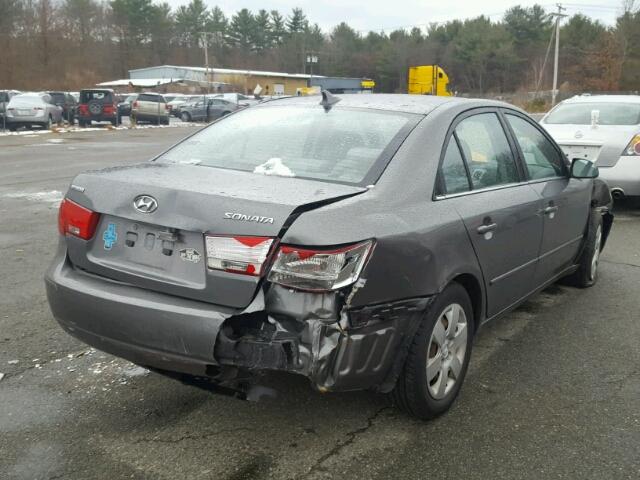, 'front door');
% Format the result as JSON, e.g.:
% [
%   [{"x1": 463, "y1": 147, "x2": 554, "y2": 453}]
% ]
[{"x1": 503, "y1": 112, "x2": 592, "y2": 286}]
